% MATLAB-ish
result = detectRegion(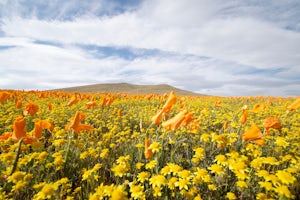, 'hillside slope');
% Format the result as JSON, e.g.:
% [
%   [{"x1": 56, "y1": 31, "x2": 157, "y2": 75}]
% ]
[{"x1": 55, "y1": 83, "x2": 203, "y2": 96}]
